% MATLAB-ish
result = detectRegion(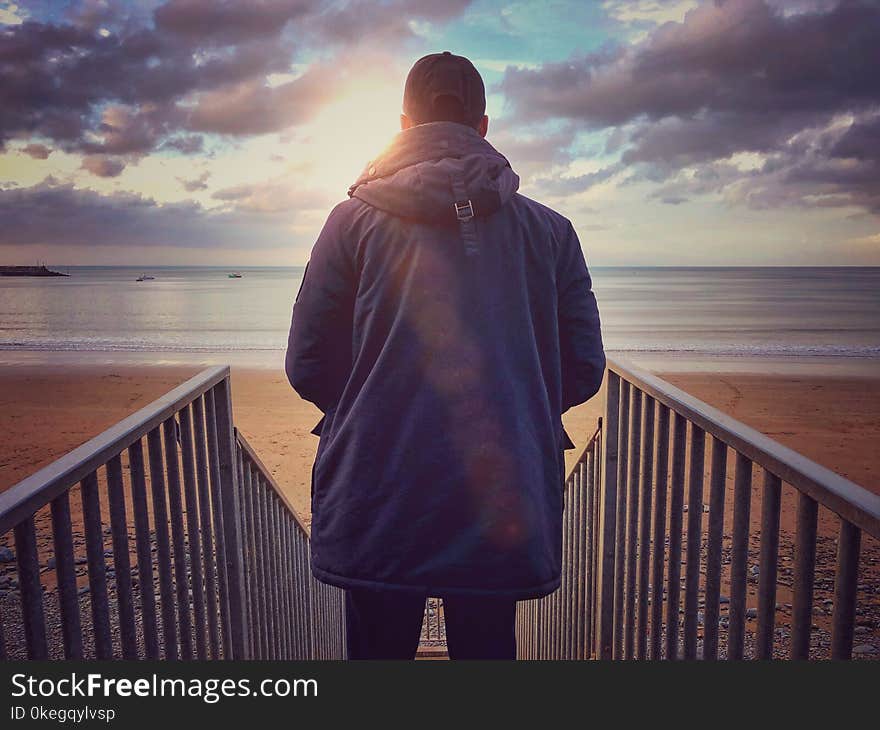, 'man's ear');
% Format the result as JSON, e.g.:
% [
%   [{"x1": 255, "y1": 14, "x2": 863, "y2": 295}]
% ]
[{"x1": 477, "y1": 115, "x2": 489, "y2": 138}]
